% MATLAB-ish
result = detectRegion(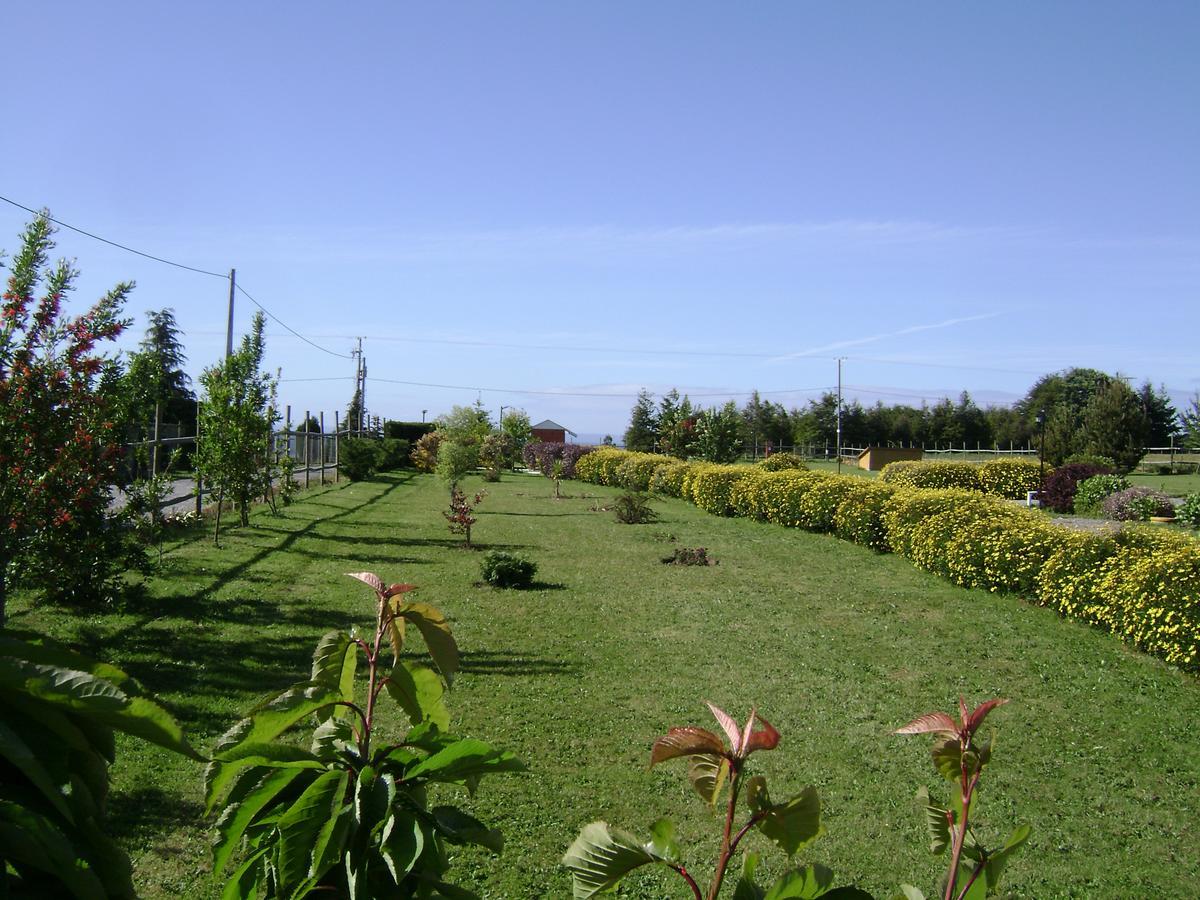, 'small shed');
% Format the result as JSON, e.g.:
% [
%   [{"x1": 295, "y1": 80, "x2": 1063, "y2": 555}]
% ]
[
  {"x1": 857, "y1": 446, "x2": 922, "y2": 471},
  {"x1": 531, "y1": 419, "x2": 575, "y2": 443}
]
